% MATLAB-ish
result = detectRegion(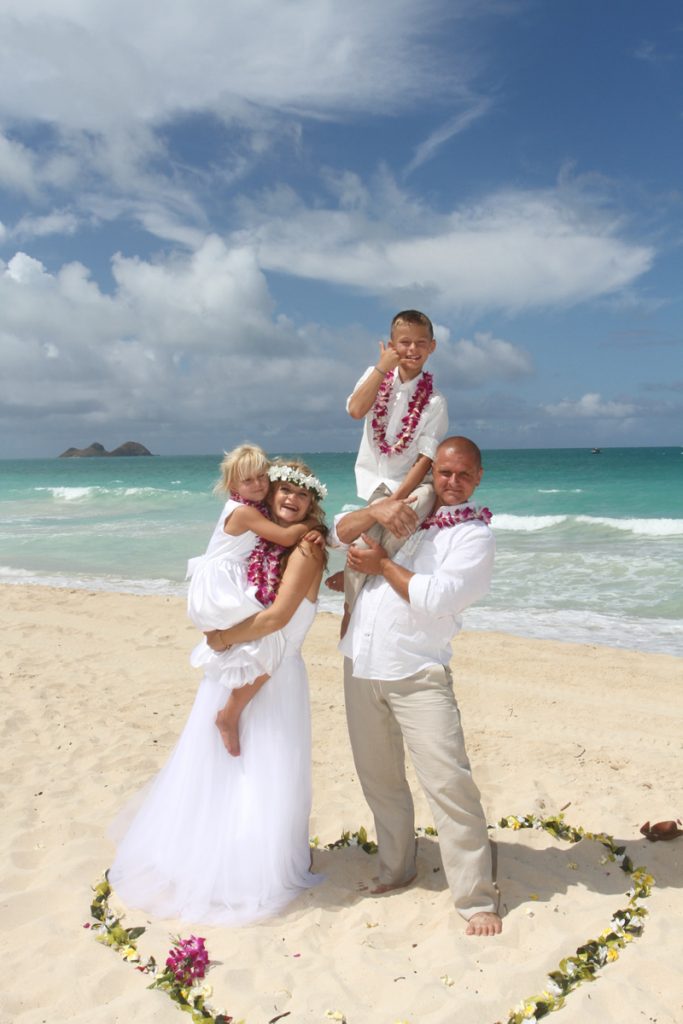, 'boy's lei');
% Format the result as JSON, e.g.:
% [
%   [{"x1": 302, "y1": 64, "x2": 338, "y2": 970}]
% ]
[
  {"x1": 371, "y1": 370, "x2": 433, "y2": 456},
  {"x1": 420, "y1": 505, "x2": 492, "y2": 530}
]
